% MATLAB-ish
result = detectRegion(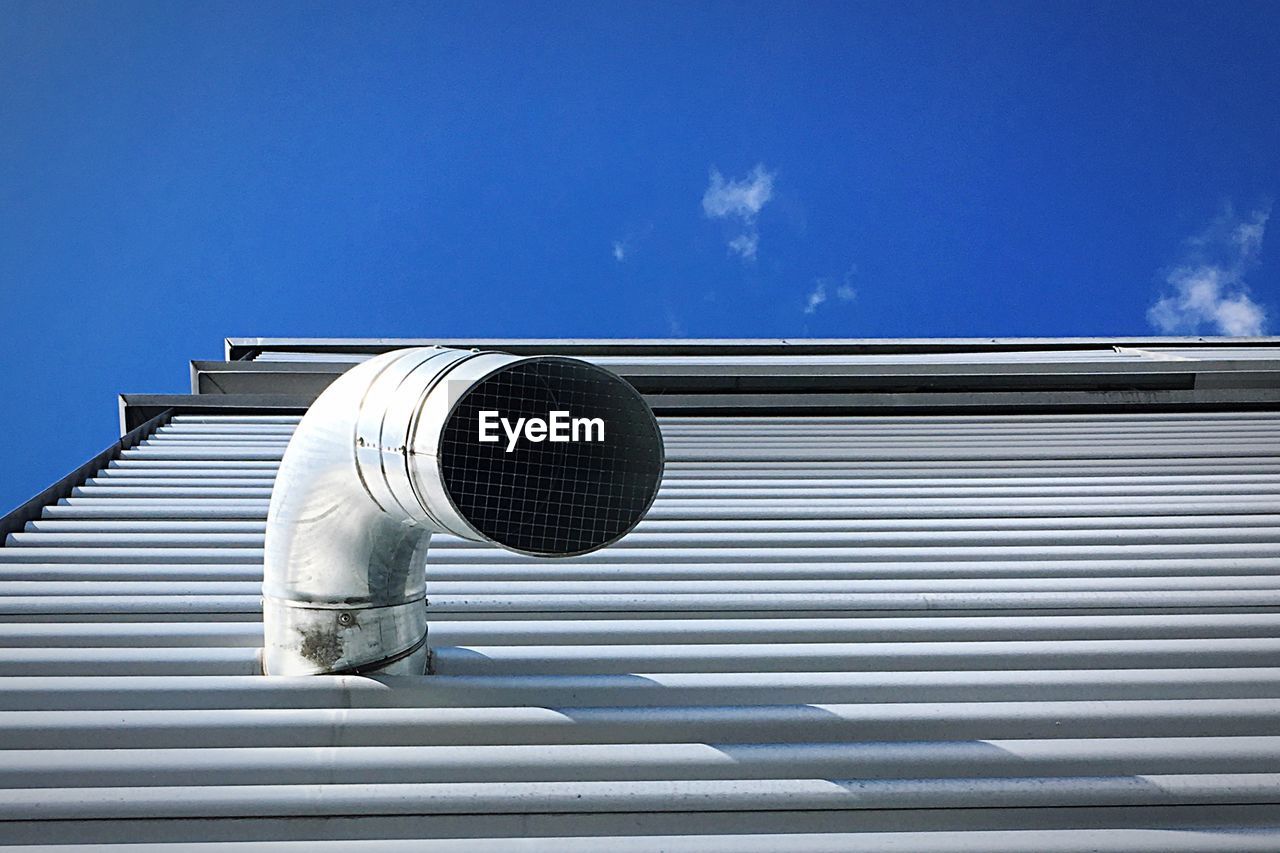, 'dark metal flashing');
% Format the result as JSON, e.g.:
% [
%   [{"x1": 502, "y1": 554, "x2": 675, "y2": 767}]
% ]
[
  {"x1": 120, "y1": 395, "x2": 309, "y2": 432},
  {"x1": 225, "y1": 335, "x2": 1280, "y2": 361},
  {"x1": 191, "y1": 358, "x2": 1280, "y2": 397},
  {"x1": 122, "y1": 386, "x2": 1280, "y2": 431},
  {"x1": 141, "y1": 337, "x2": 1280, "y2": 429},
  {"x1": 202, "y1": 339, "x2": 1280, "y2": 406},
  {"x1": 190, "y1": 361, "x2": 344, "y2": 396},
  {"x1": 643, "y1": 387, "x2": 1280, "y2": 415},
  {"x1": 0, "y1": 408, "x2": 173, "y2": 542}
]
